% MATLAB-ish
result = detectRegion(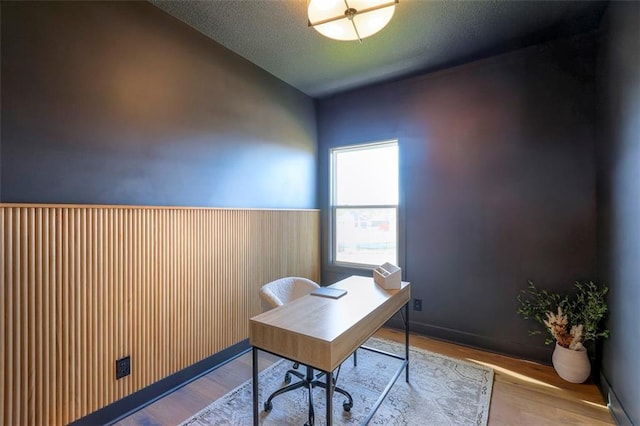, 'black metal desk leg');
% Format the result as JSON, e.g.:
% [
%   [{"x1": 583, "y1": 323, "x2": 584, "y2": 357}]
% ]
[
  {"x1": 325, "y1": 371, "x2": 333, "y2": 425},
  {"x1": 405, "y1": 302, "x2": 410, "y2": 382},
  {"x1": 252, "y1": 347, "x2": 259, "y2": 426}
]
